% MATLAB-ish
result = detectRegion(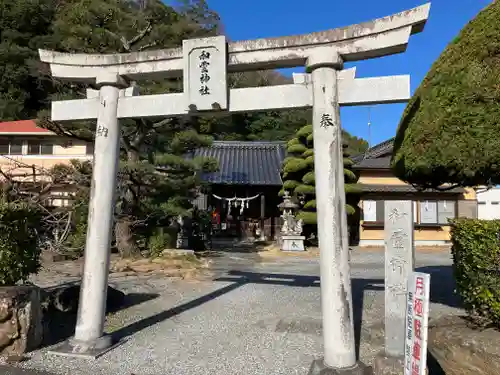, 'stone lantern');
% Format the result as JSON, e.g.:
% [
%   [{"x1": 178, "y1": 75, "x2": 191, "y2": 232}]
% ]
[{"x1": 278, "y1": 191, "x2": 305, "y2": 251}]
